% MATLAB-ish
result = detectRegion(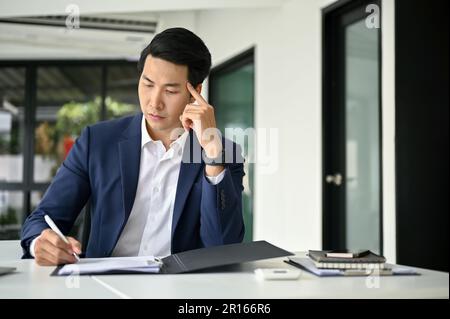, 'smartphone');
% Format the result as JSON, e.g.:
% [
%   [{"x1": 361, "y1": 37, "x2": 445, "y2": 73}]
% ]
[{"x1": 325, "y1": 249, "x2": 370, "y2": 258}]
